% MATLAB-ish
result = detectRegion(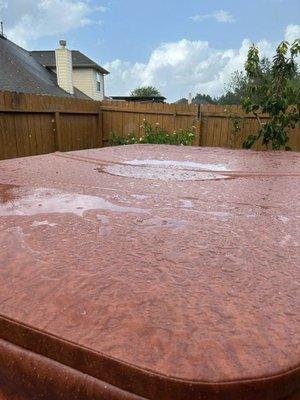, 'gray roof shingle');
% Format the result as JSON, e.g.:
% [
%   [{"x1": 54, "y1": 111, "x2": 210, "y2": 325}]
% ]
[
  {"x1": 30, "y1": 50, "x2": 109, "y2": 75},
  {"x1": 0, "y1": 35, "x2": 90, "y2": 99}
]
